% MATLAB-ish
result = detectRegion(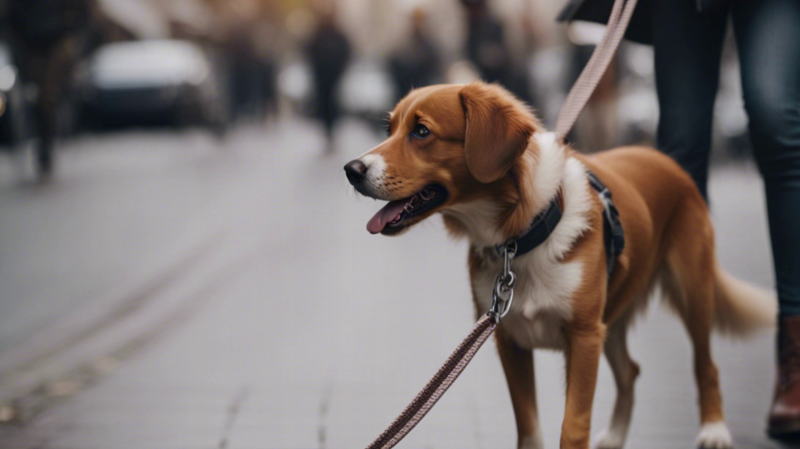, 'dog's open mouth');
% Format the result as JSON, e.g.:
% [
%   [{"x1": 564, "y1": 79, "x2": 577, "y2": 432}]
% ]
[{"x1": 366, "y1": 184, "x2": 448, "y2": 235}]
